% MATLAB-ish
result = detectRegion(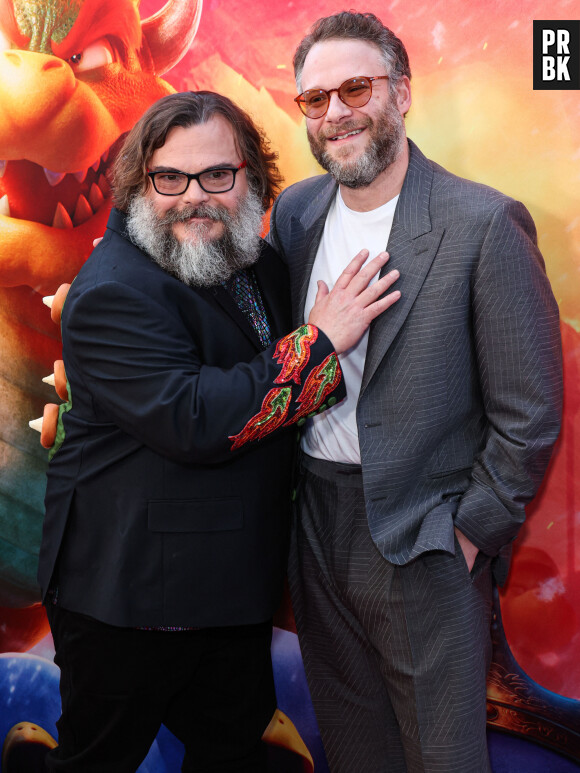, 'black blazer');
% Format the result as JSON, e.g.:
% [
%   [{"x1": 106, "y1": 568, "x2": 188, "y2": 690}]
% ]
[{"x1": 39, "y1": 208, "x2": 344, "y2": 627}]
